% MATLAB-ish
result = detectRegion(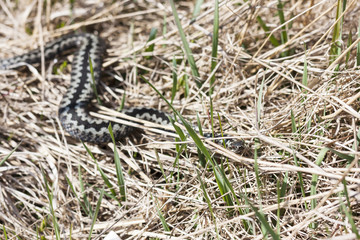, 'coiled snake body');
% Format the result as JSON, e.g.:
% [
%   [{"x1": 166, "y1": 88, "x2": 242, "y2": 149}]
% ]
[{"x1": 0, "y1": 34, "x2": 243, "y2": 152}]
